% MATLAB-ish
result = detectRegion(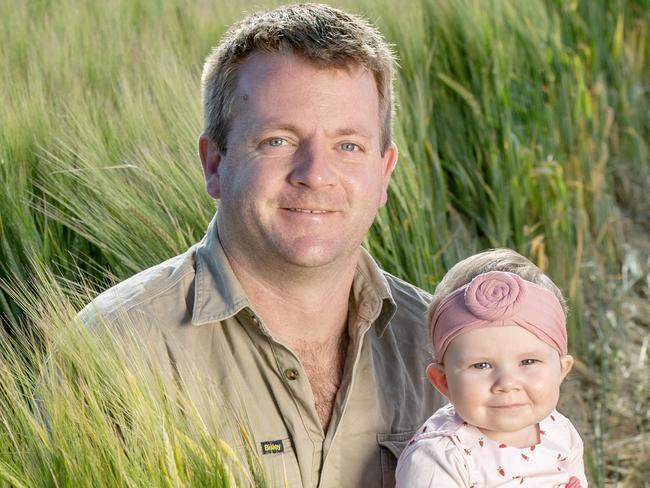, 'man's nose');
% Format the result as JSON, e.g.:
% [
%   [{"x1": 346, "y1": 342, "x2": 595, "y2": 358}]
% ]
[{"x1": 288, "y1": 141, "x2": 337, "y2": 189}]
